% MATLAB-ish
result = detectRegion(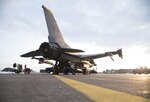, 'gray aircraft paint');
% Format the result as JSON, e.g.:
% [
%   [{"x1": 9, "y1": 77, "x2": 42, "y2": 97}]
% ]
[{"x1": 42, "y1": 5, "x2": 70, "y2": 48}]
